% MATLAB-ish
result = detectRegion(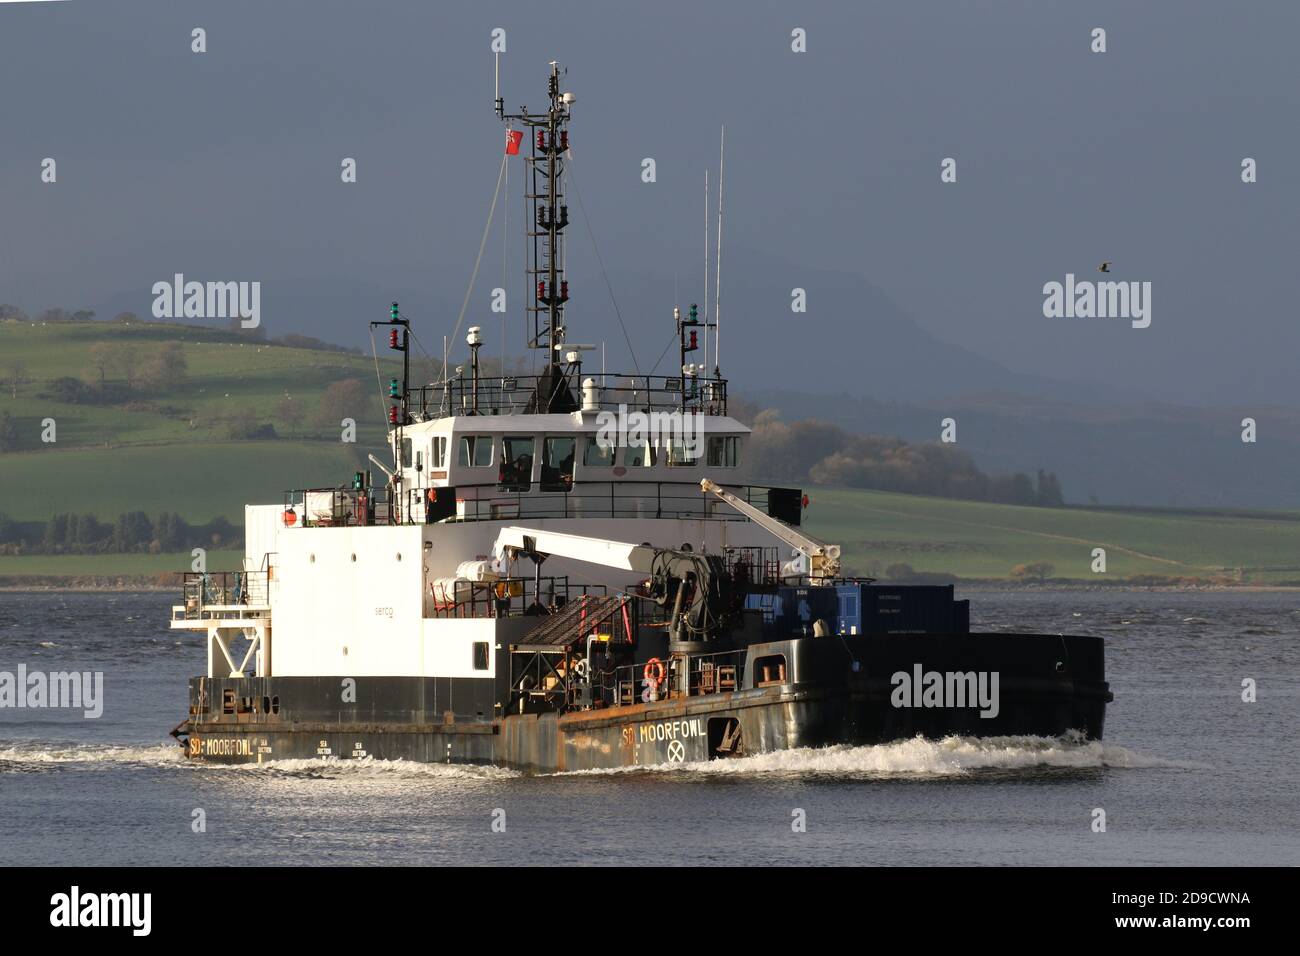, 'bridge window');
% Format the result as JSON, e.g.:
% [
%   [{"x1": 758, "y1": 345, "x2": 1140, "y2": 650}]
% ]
[
  {"x1": 583, "y1": 437, "x2": 614, "y2": 468},
  {"x1": 401, "y1": 437, "x2": 413, "y2": 468},
  {"x1": 664, "y1": 439, "x2": 700, "y2": 468},
  {"x1": 458, "y1": 435, "x2": 493, "y2": 467},
  {"x1": 432, "y1": 436, "x2": 448, "y2": 468},
  {"x1": 542, "y1": 437, "x2": 576, "y2": 491},
  {"x1": 621, "y1": 441, "x2": 656, "y2": 468},
  {"x1": 707, "y1": 436, "x2": 739, "y2": 467},
  {"x1": 472, "y1": 641, "x2": 490, "y2": 671},
  {"x1": 499, "y1": 436, "x2": 535, "y2": 491}
]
